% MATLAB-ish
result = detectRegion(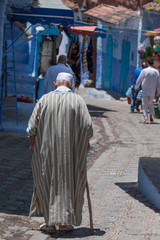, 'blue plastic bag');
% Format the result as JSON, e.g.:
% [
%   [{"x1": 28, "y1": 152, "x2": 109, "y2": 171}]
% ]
[
  {"x1": 136, "y1": 90, "x2": 142, "y2": 101},
  {"x1": 125, "y1": 87, "x2": 132, "y2": 98}
]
